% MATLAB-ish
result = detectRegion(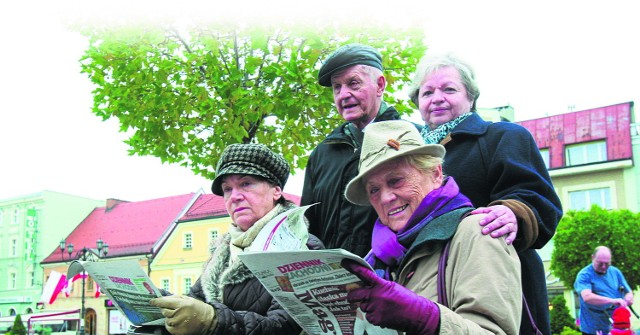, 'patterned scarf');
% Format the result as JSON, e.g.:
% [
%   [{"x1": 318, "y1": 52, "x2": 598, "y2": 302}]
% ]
[
  {"x1": 365, "y1": 177, "x2": 473, "y2": 279},
  {"x1": 201, "y1": 202, "x2": 294, "y2": 303},
  {"x1": 228, "y1": 203, "x2": 283, "y2": 260},
  {"x1": 421, "y1": 112, "x2": 473, "y2": 144}
]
